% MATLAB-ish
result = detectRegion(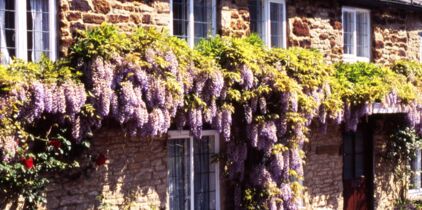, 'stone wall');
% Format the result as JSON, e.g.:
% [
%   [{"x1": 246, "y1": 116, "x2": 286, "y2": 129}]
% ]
[
  {"x1": 287, "y1": 0, "x2": 344, "y2": 63},
  {"x1": 372, "y1": 9, "x2": 422, "y2": 64},
  {"x1": 58, "y1": 0, "x2": 171, "y2": 55},
  {"x1": 285, "y1": 0, "x2": 422, "y2": 64},
  {"x1": 219, "y1": 0, "x2": 250, "y2": 37},
  {"x1": 45, "y1": 127, "x2": 168, "y2": 210},
  {"x1": 302, "y1": 123, "x2": 343, "y2": 210}
]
